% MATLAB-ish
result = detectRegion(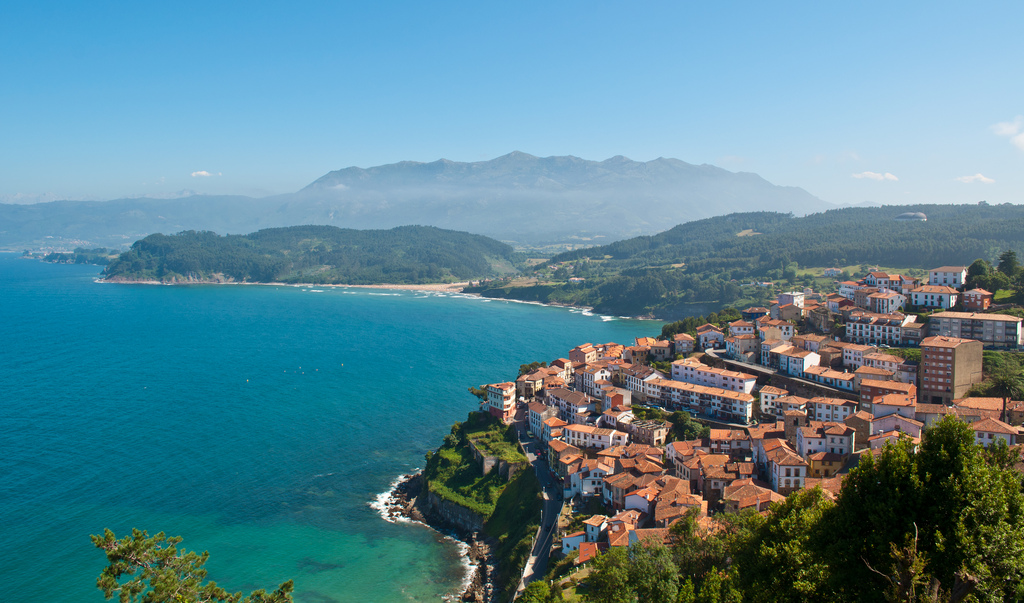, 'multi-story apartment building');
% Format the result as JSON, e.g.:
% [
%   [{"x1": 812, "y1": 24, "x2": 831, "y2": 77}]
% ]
[
  {"x1": 569, "y1": 343, "x2": 598, "y2": 364},
  {"x1": 648, "y1": 378, "x2": 755, "y2": 424},
  {"x1": 845, "y1": 312, "x2": 916, "y2": 346},
  {"x1": 807, "y1": 397, "x2": 858, "y2": 422},
  {"x1": 928, "y1": 311, "x2": 1023, "y2": 349},
  {"x1": 919, "y1": 336, "x2": 983, "y2": 405},
  {"x1": 670, "y1": 357, "x2": 757, "y2": 394},
  {"x1": 575, "y1": 364, "x2": 612, "y2": 396},
  {"x1": 487, "y1": 382, "x2": 516, "y2": 423},
  {"x1": 563, "y1": 424, "x2": 630, "y2": 450},
  {"x1": 546, "y1": 387, "x2": 596, "y2": 423},
  {"x1": 837, "y1": 342, "x2": 877, "y2": 370},
  {"x1": 796, "y1": 422, "x2": 856, "y2": 458},
  {"x1": 867, "y1": 290, "x2": 906, "y2": 314},
  {"x1": 802, "y1": 365, "x2": 856, "y2": 392}
]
